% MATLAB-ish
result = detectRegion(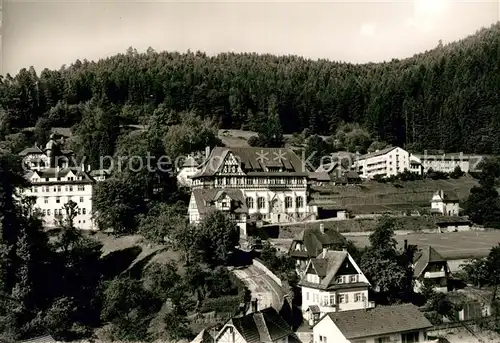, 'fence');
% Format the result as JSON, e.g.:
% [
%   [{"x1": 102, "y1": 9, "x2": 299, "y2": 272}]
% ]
[{"x1": 252, "y1": 258, "x2": 283, "y2": 287}]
